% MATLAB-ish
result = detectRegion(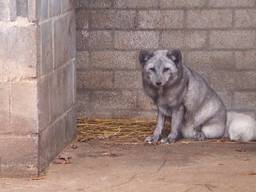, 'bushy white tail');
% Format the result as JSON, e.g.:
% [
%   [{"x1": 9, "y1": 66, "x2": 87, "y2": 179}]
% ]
[{"x1": 226, "y1": 112, "x2": 256, "y2": 142}]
